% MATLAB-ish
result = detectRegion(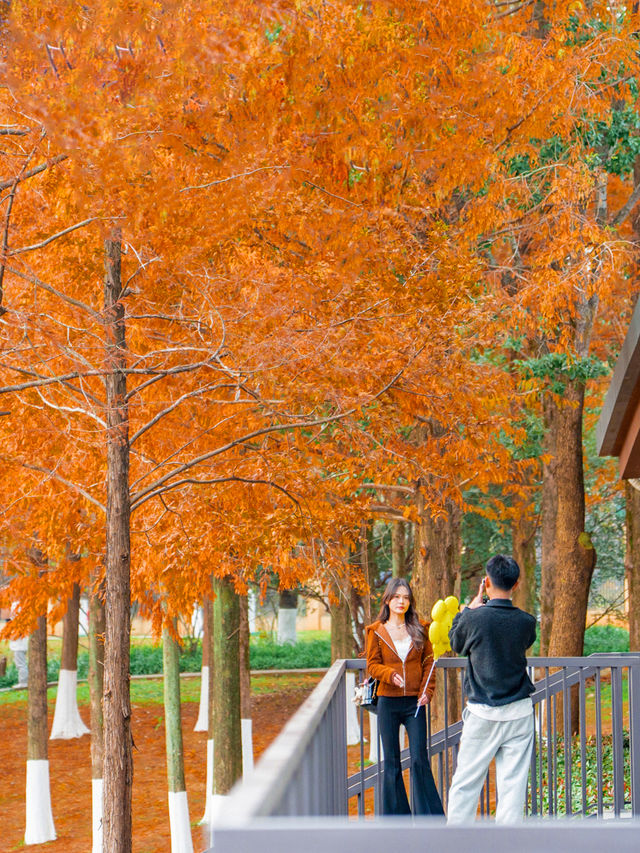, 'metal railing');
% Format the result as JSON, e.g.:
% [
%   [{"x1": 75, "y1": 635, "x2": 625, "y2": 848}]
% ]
[
  {"x1": 349, "y1": 655, "x2": 640, "y2": 819},
  {"x1": 209, "y1": 654, "x2": 640, "y2": 852}
]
